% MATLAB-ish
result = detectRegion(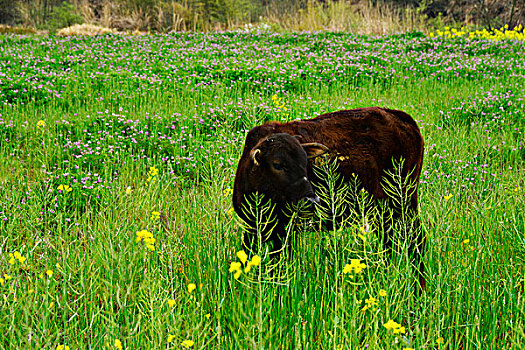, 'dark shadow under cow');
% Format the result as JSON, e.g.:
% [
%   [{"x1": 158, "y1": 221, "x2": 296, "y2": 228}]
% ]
[{"x1": 233, "y1": 107, "x2": 425, "y2": 289}]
